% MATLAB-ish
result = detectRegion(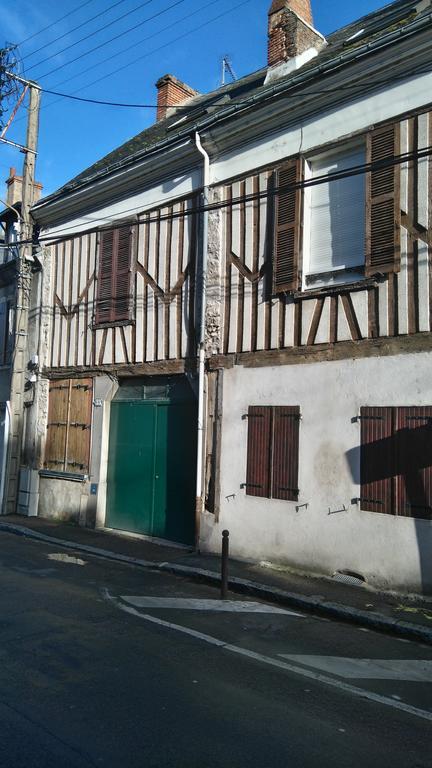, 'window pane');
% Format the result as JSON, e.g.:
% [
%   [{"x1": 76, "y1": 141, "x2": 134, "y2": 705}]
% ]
[{"x1": 309, "y1": 148, "x2": 365, "y2": 277}]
